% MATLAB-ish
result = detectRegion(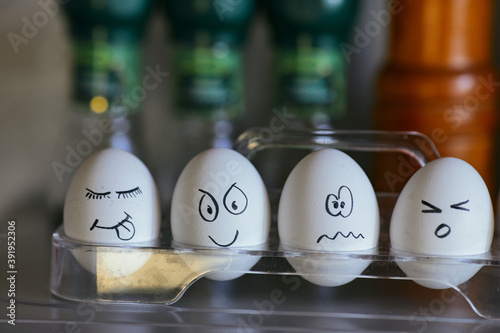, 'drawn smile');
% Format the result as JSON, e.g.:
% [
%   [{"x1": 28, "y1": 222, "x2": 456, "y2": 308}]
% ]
[
  {"x1": 317, "y1": 231, "x2": 365, "y2": 243},
  {"x1": 209, "y1": 230, "x2": 239, "y2": 247},
  {"x1": 90, "y1": 211, "x2": 136, "y2": 241}
]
